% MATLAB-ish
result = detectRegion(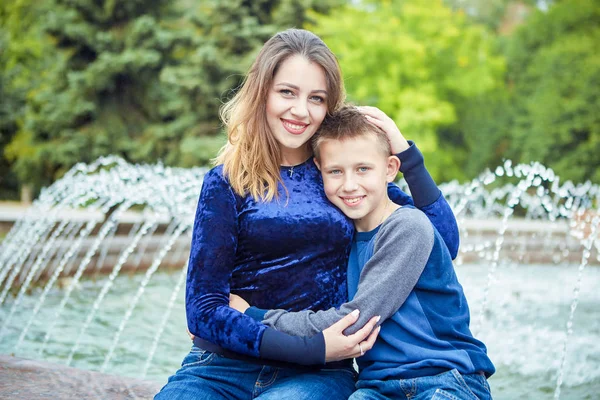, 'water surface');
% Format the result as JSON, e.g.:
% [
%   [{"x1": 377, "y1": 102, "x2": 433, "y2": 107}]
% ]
[{"x1": 1, "y1": 263, "x2": 598, "y2": 399}]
